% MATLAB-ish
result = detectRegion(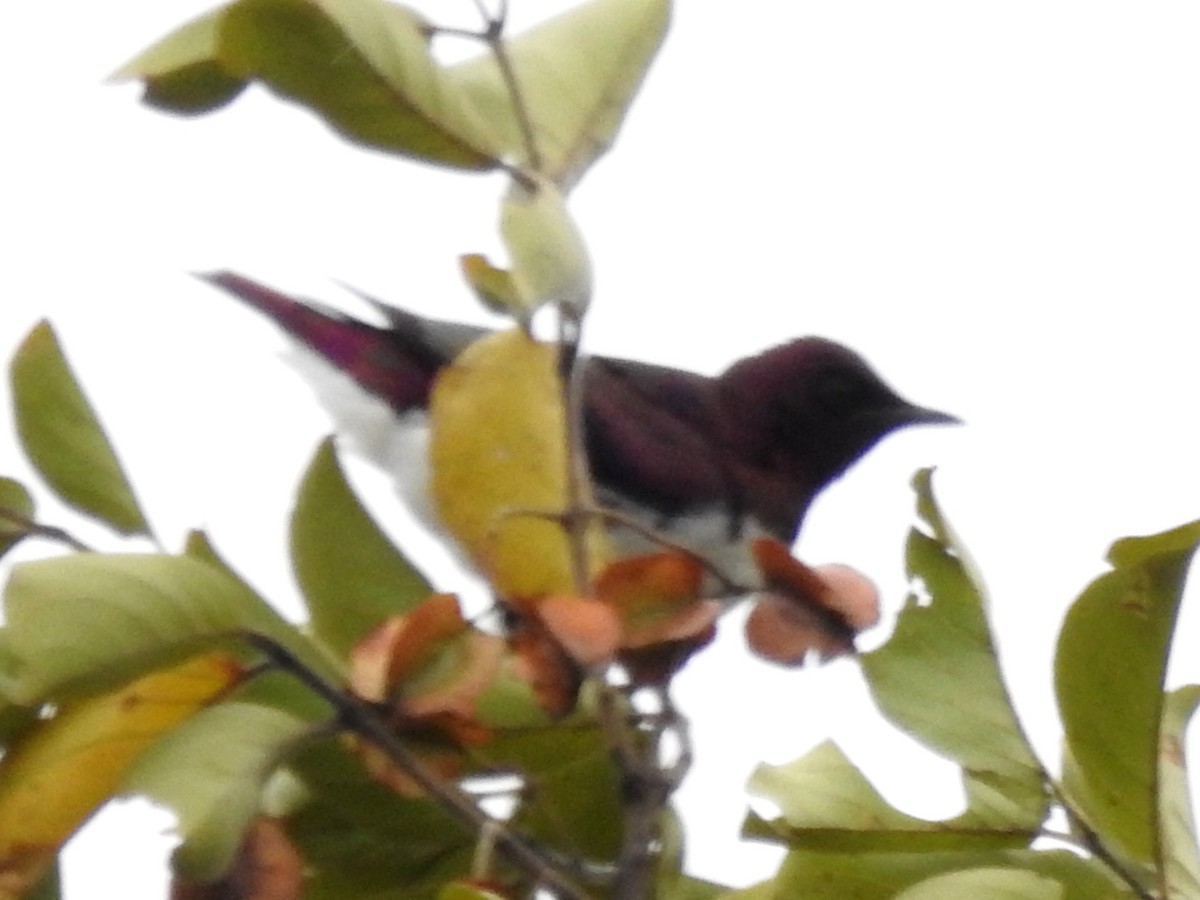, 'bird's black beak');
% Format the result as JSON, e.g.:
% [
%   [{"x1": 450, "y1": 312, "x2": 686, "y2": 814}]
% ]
[{"x1": 904, "y1": 405, "x2": 962, "y2": 427}]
